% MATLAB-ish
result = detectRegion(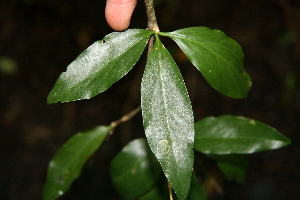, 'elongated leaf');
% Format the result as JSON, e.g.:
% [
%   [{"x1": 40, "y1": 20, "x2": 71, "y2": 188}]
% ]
[
  {"x1": 110, "y1": 138, "x2": 162, "y2": 199},
  {"x1": 208, "y1": 154, "x2": 248, "y2": 183},
  {"x1": 48, "y1": 29, "x2": 154, "y2": 104},
  {"x1": 160, "y1": 27, "x2": 251, "y2": 98},
  {"x1": 43, "y1": 126, "x2": 111, "y2": 200},
  {"x1": 194, "y1": 115, "x2": 291, "y2": 154},
  {"x1": 141, "y1": 35, "x2": 194, "y2": 200}
]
